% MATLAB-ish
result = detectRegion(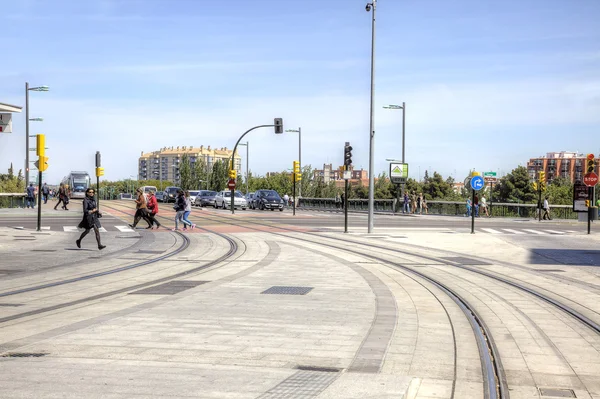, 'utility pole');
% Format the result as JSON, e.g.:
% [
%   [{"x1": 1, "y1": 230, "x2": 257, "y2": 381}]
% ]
[{"x1": 366, "y1": 0, "x2": 377, "y2": 233}]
